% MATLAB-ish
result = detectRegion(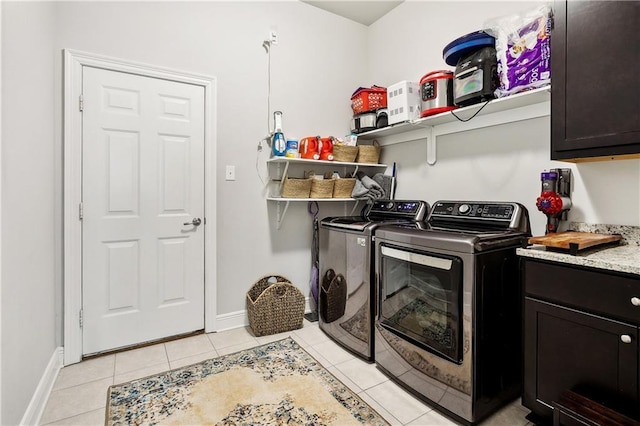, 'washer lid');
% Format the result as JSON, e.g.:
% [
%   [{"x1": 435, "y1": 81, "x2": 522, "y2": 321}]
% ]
[
  {"x1": 321, "y1": 216, "x2": 423, "y2": 232},
  {"x1": 321, "y1": 216, "x2": 372, "y2": 232}
]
